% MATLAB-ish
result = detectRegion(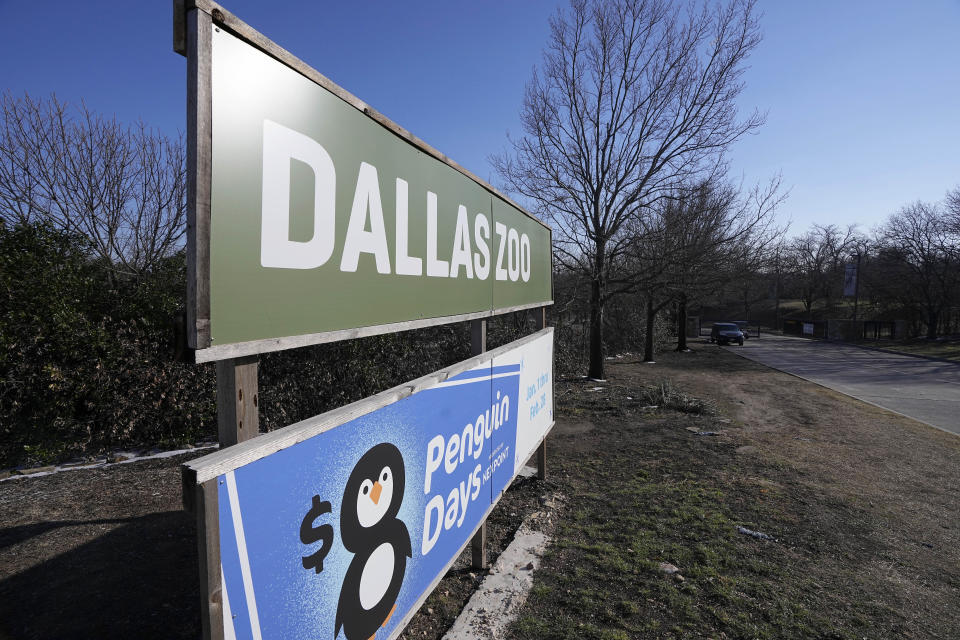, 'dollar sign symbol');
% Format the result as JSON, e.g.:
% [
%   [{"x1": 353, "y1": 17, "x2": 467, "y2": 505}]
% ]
[{"x1": 300, "y1": 495, "x2": 334, "y2": 573}]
